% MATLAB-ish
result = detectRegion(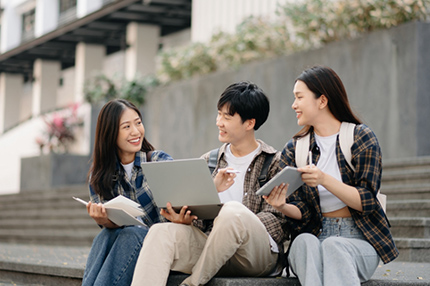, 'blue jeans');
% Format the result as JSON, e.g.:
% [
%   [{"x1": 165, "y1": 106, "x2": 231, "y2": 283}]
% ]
[
  {"x1": 288, "y1": 217, "x2": 380, "y2": 286},
  {"x1": 82, "y1": 225, "x2": 149, "y2": 286}
]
